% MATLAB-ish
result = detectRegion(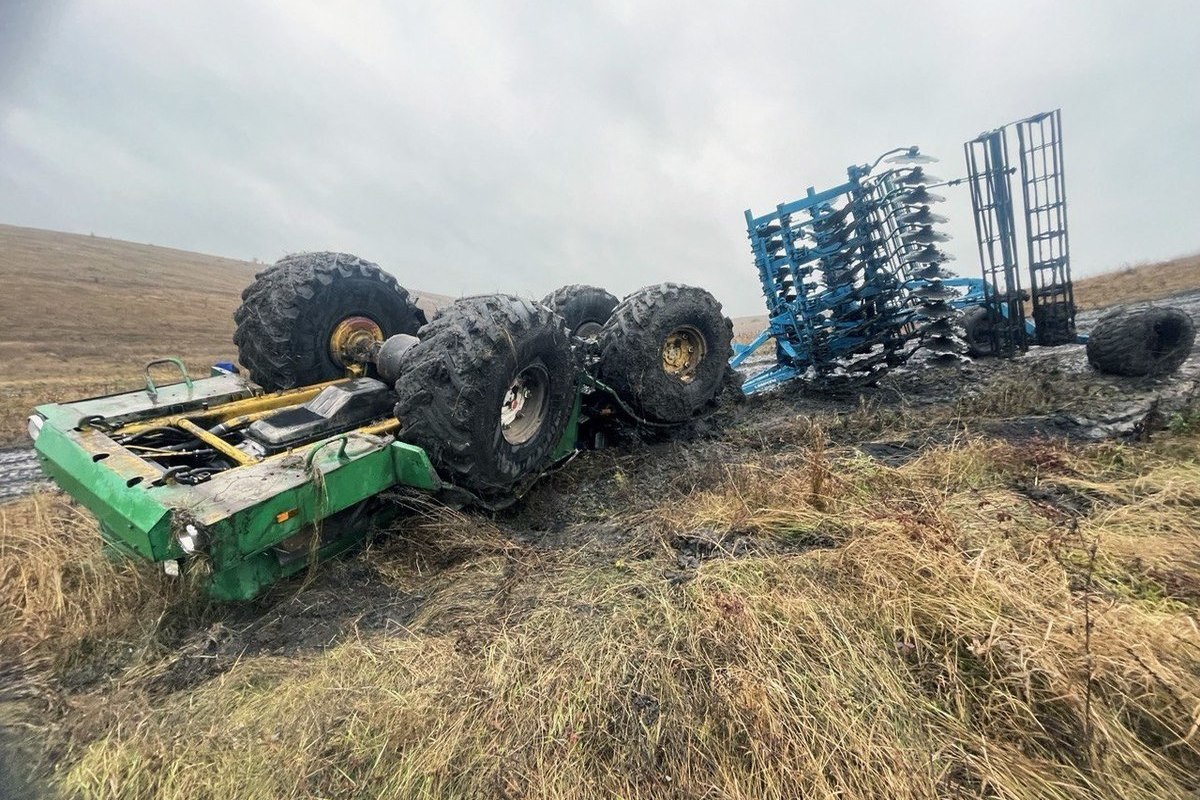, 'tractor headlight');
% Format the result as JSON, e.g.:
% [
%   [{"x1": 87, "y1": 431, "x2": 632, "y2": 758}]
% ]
[
  {"x1": 26, "y1": 414, "x2": 44, "y2": 443},
  {"x1": 177, "y1": 523, "x2": 202, "y2": 555}
]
